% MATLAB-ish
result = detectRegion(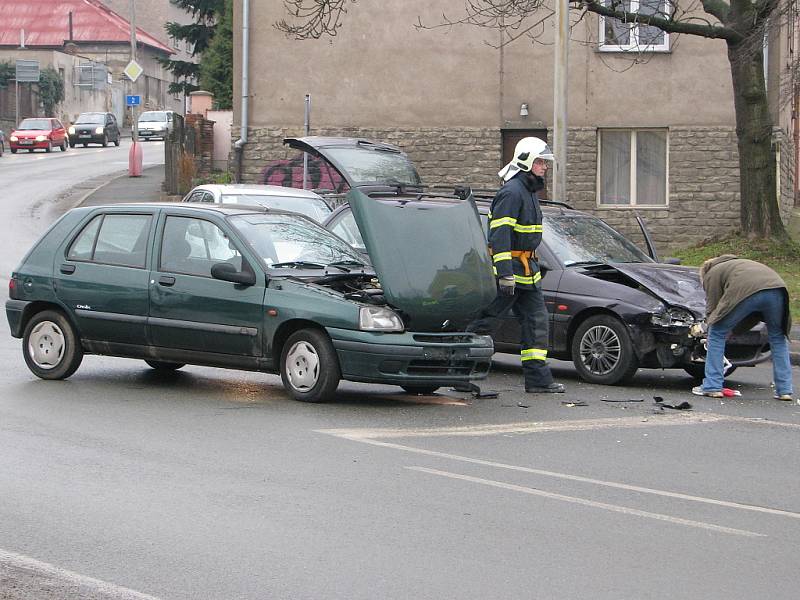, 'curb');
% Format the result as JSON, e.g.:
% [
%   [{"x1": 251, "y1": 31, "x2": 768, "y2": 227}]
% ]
[{"x1": 71, "y1": 169, "x2": 128, "y2": 209}]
